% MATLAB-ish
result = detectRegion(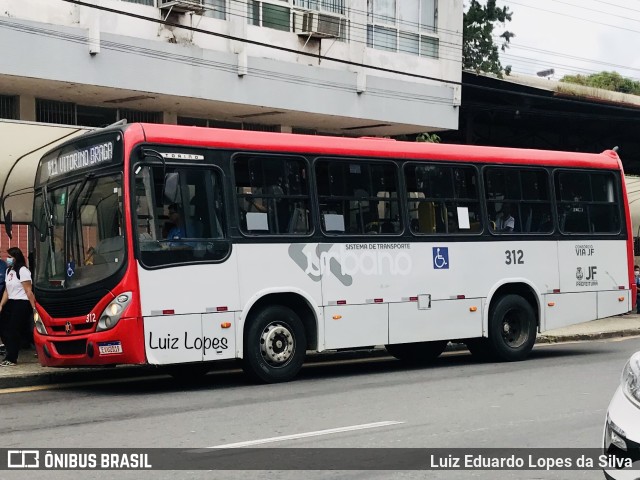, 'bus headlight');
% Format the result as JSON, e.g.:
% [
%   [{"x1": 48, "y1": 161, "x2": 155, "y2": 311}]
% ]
[
  {"x1": 33, "y1": 310, "x2": 48, "y2": 335},
  {"x1": 96, "y1": 292, "x2": 132, "y2": 332},
  {"x1": 621, "y1": 351, "x2": 640, "y2": 406}
]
